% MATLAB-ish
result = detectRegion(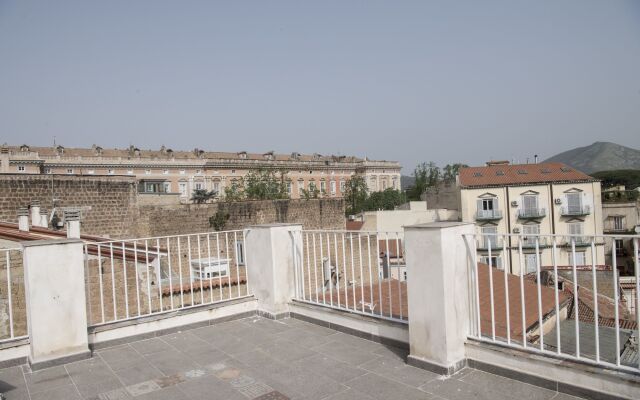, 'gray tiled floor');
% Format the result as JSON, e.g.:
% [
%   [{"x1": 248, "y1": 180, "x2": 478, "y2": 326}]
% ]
[{"x1": 0, "y1": 316, "x2": 586, "y2": 400}]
